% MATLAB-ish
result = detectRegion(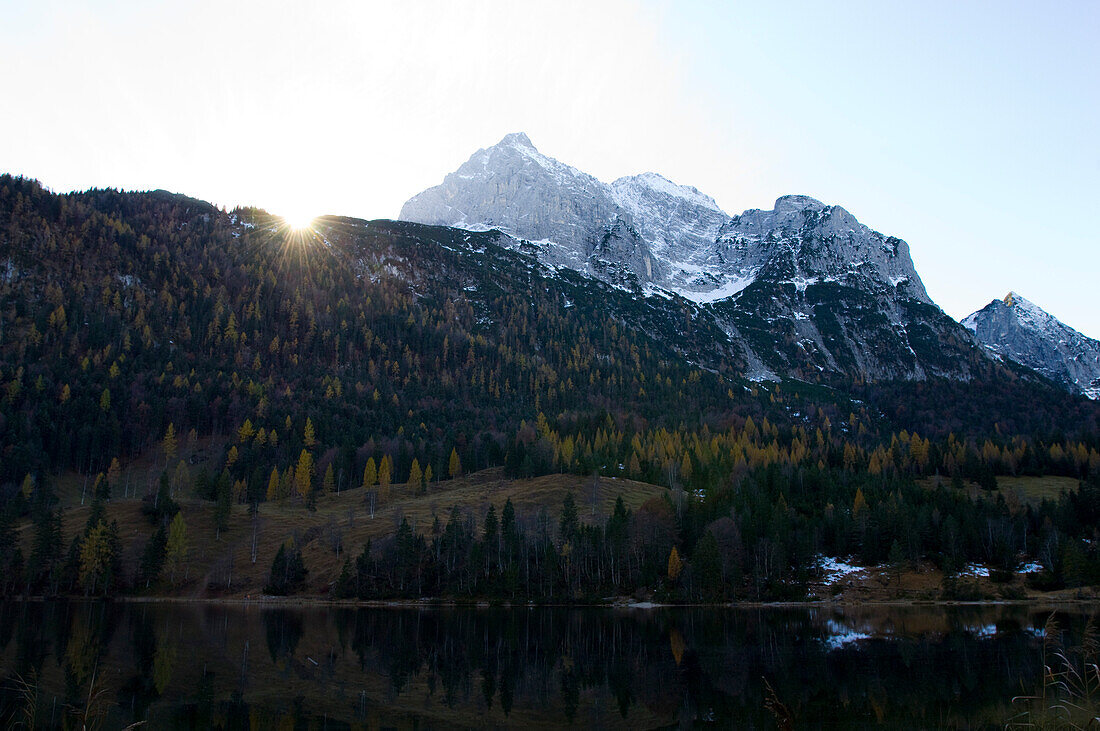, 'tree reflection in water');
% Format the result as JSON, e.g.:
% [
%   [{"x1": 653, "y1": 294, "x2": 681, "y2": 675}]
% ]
[{"x1": 0, "y1": 601, "x2": 1089, "y2": 728}]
